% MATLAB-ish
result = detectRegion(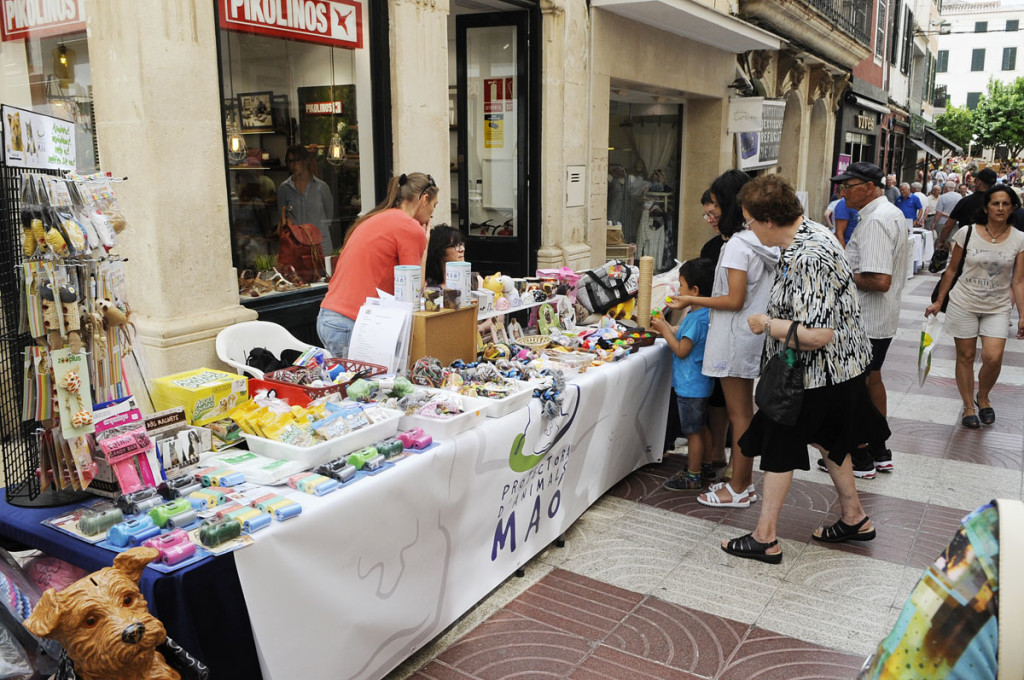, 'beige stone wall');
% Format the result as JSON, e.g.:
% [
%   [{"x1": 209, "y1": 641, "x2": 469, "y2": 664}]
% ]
[
  {"x1": 587, "y1": 9, "x2": 737, "y2": 267},
  {"x1": 84, "y1": 0, "x2": 256, "y2": 384},
  {"x1": 391, "y1": 0, "x2": 452, "y2": 226}
]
